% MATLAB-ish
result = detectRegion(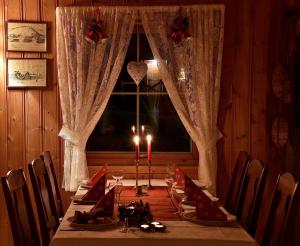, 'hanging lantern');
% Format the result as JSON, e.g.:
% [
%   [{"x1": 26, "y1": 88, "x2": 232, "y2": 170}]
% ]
[{"x1": 127, "y1": 61, "x2": 148, "y2": 86}]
